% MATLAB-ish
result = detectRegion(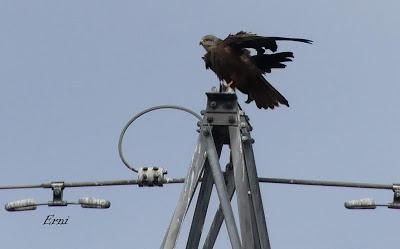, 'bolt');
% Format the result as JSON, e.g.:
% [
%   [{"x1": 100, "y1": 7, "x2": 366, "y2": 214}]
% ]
[
  {"x1": 143, "y1": 167, "x2": 148, "y2": 171},
  {"x1": 250, "y1": 138, "x2": 255, "y2": 144},
  {"x1": 228, "y1": 116, "x2": 235, "y2": 124},
  {"x1": 207, "y1": 116, "x2": 214, "y2": 123},
  {"x1": 200, "y1": 110, "x2": 206, "y2": 115},
  {"x1": 197, "y1": 121, "x2": 201, "y2": 127},
  {"x1": 240, "y1": 122, "x2": 246, "y2": 128},
  {"x1": 210, "y1": 101, "x2": 217, "y2": 109},
  {"x1": 241, "y1": 135, "x2": 249, "y2": 142},
  {"x1": 239, "y1": 110, "x2": 245, "y2": 116},
  {"x1": 196, "y1": 128, "x2": 200, "y2": 133},
  {"x1": 153, "y1": 167, "x2": 159, "y2": 171}
]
